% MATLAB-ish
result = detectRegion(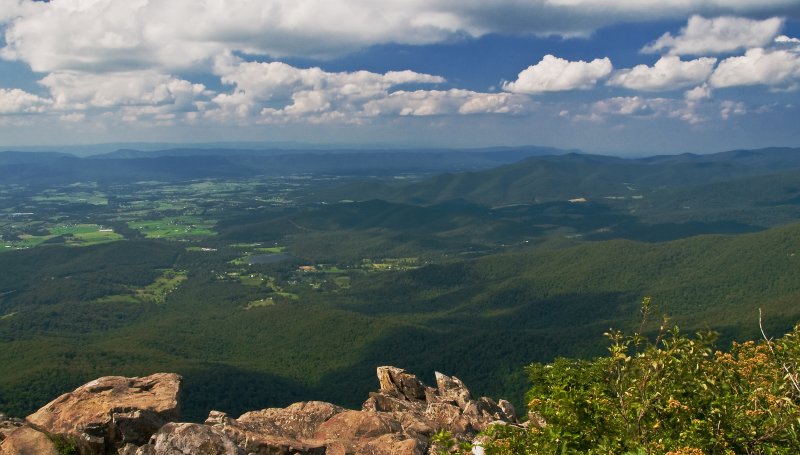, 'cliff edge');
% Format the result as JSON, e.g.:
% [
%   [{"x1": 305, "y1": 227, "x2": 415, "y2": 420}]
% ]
[{"x1": 0, "y1": 366, "x2": 521, "y2": 455}]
